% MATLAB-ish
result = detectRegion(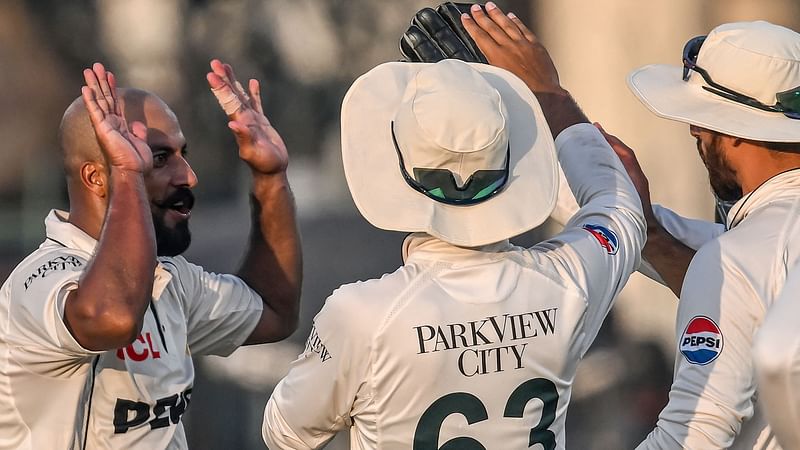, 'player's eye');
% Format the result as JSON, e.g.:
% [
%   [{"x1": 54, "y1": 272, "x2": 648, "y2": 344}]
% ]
[{"x1": 153, "y1": 152, "x2": 168, "y2": 167}]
